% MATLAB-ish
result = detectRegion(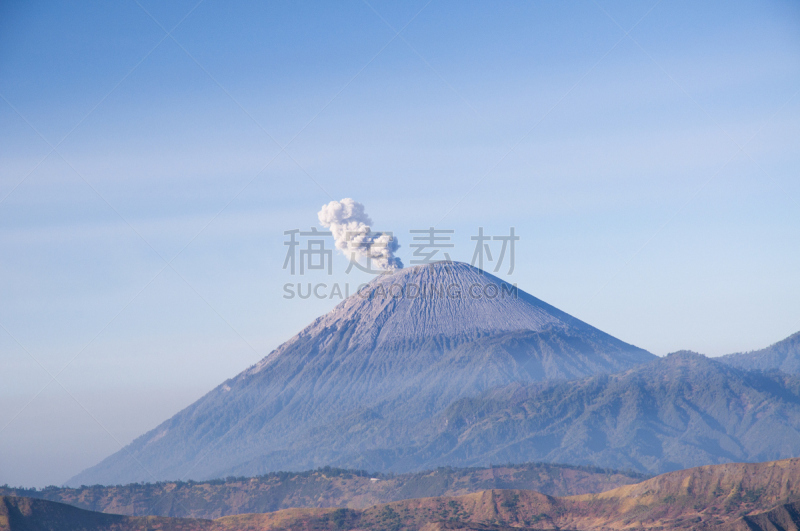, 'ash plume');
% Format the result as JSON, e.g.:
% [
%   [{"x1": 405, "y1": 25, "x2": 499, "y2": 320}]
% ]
[{"x1": 318, "y1": 198, "x2": 403, "y2": 270}]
